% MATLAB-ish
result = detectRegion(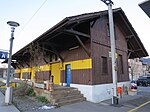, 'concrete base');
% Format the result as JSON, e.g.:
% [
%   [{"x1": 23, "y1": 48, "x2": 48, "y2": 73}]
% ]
[
  {"x1": 70, "y1": 81, "x2": 130, "y2": 103},
  {"x1": 128, "y1": 90, "x2": 137, "y2": 96},
  {"x1": 5, "y1": 87, "x2": 13, "y2": 104}
]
